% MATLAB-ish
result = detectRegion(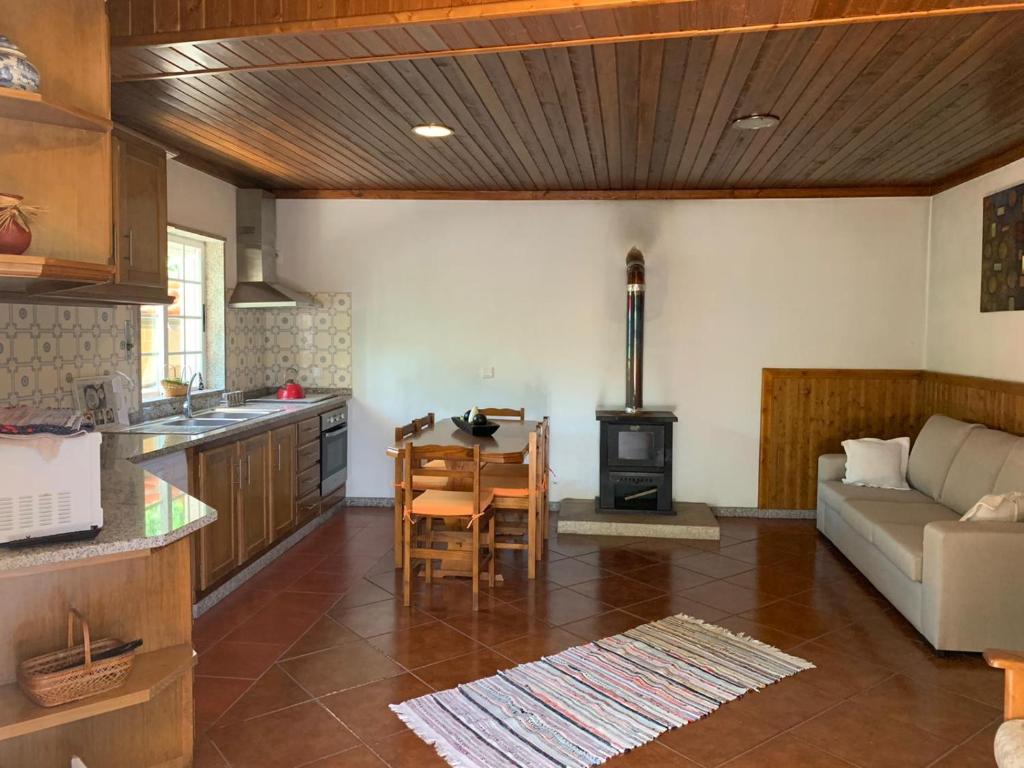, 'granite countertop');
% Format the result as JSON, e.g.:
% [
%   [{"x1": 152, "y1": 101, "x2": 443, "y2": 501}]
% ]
[{"x1": 0, "y1": 391, "x2": 350, "y2": 572}]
